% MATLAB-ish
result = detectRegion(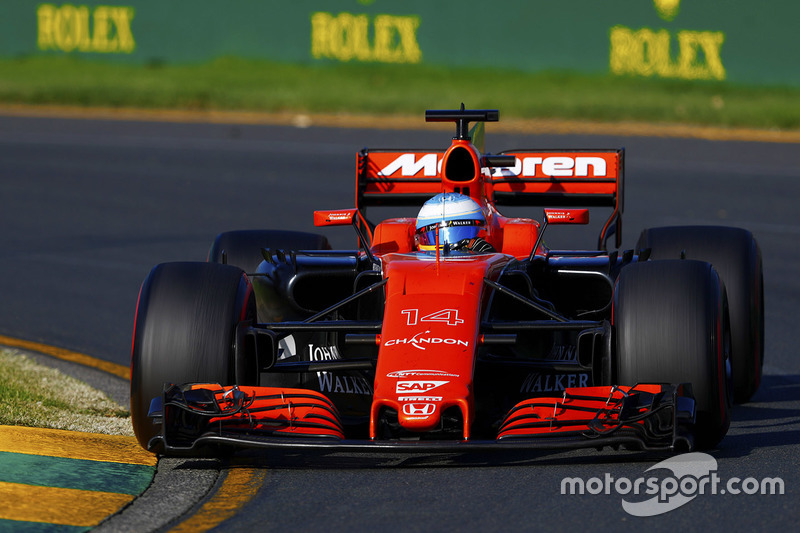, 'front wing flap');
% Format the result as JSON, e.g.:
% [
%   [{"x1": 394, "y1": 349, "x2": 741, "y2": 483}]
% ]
[
  {"x1": 498, "y1": 384, "x2": 695, "y2": 450},
  {"x1": 148, "y1": 383, "x2": 345, "y2": 451},
  {"x1": 148, "y1": 383, "x2": 696, "y2": 455}
]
